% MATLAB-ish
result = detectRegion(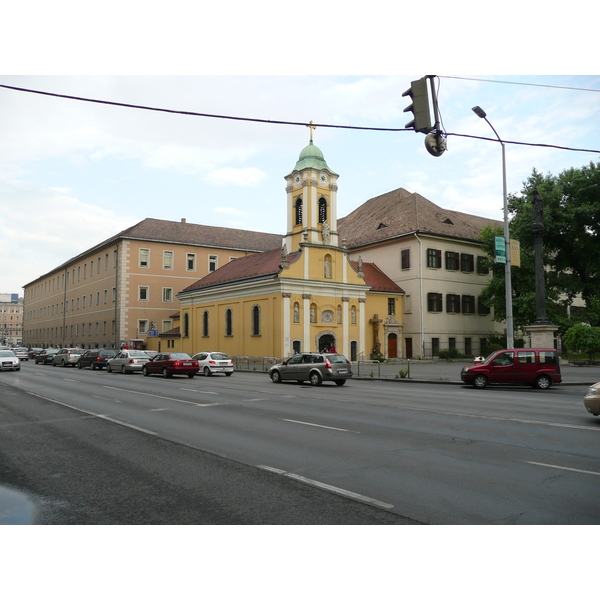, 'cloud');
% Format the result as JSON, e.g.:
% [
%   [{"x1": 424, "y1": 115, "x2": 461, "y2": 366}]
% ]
[{"x1": 202, "y1": 167, "x2": 268, "y2": 187}]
